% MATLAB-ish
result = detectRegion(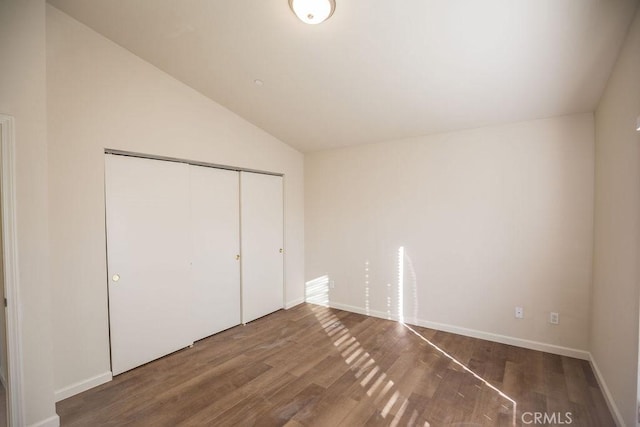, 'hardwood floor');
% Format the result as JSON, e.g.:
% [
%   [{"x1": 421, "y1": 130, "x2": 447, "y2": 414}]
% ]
[{"x1": 57, "y1": 304, "x2": 615, "y2": 426}]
